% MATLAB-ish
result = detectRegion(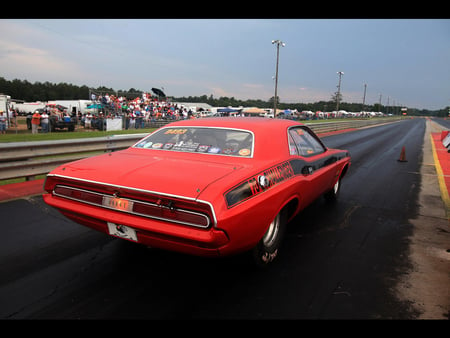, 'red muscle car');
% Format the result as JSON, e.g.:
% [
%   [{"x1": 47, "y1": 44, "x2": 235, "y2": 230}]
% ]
[{"x1": 43, "y1": 117, "x2": 351, "y2": 266}]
